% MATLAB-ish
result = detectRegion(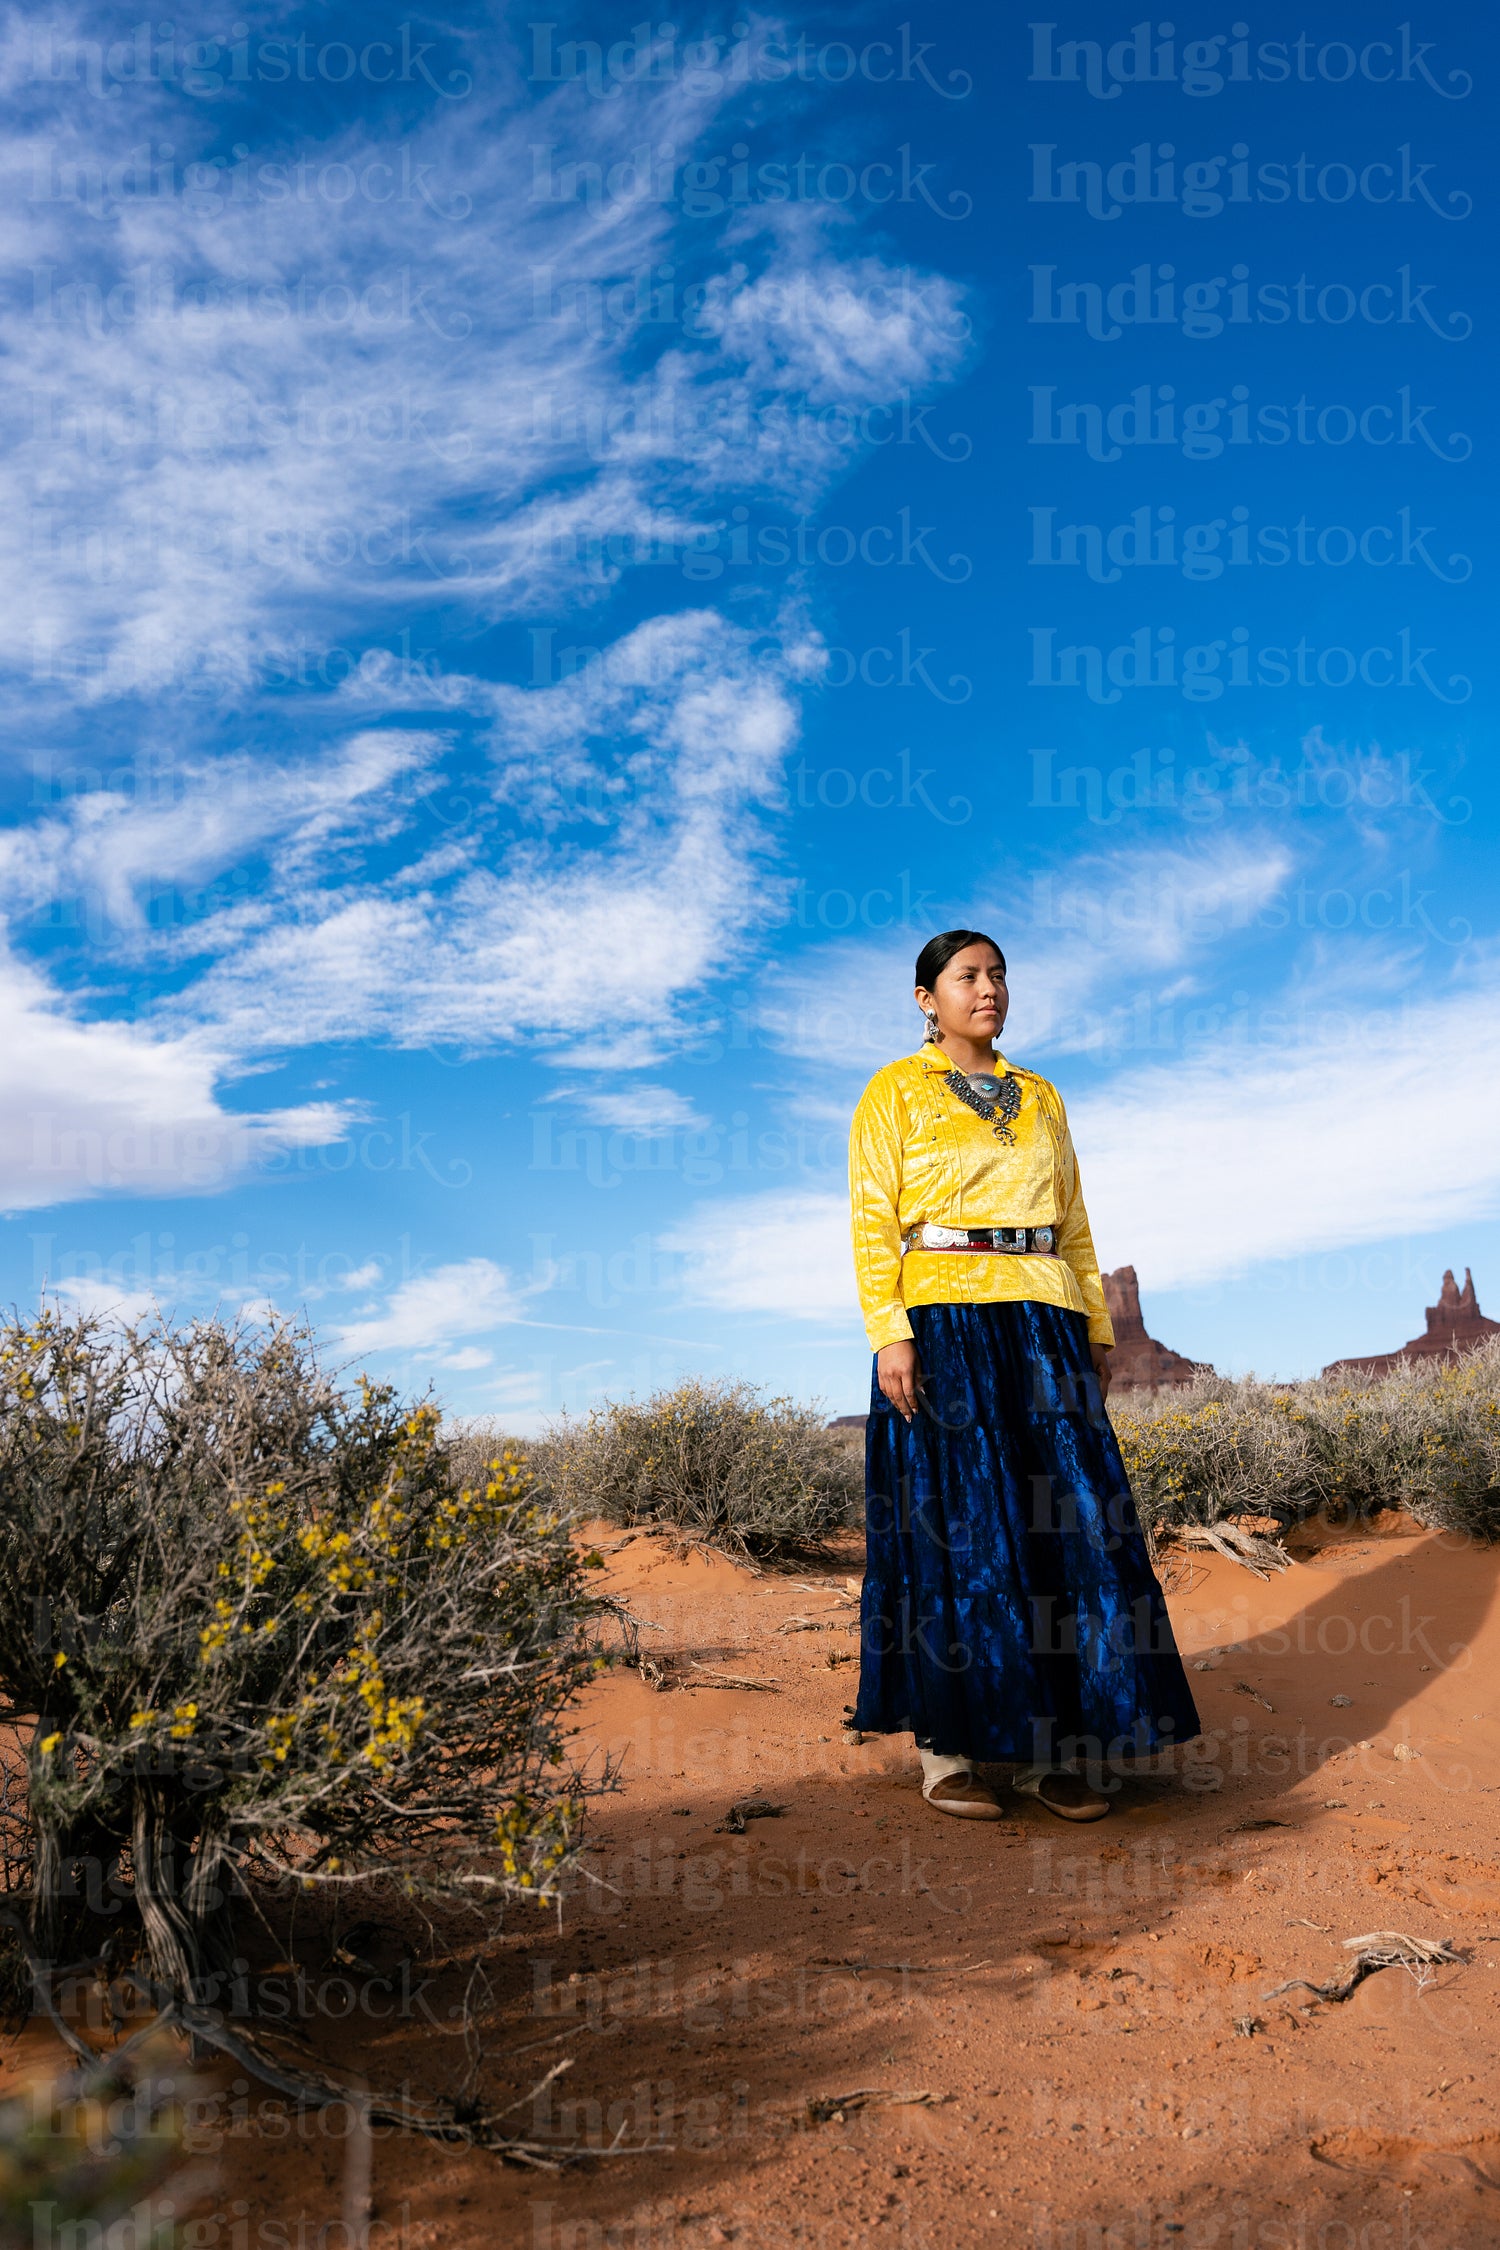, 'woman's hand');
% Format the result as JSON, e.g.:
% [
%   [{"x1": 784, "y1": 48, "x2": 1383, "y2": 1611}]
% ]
[
  {"x1": 877, "y1": 1340, "x2": 924, "y2": 1423},
  {"x1": 1090, "y1": 1341, "x2": 1113, "y2": 1403}
]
